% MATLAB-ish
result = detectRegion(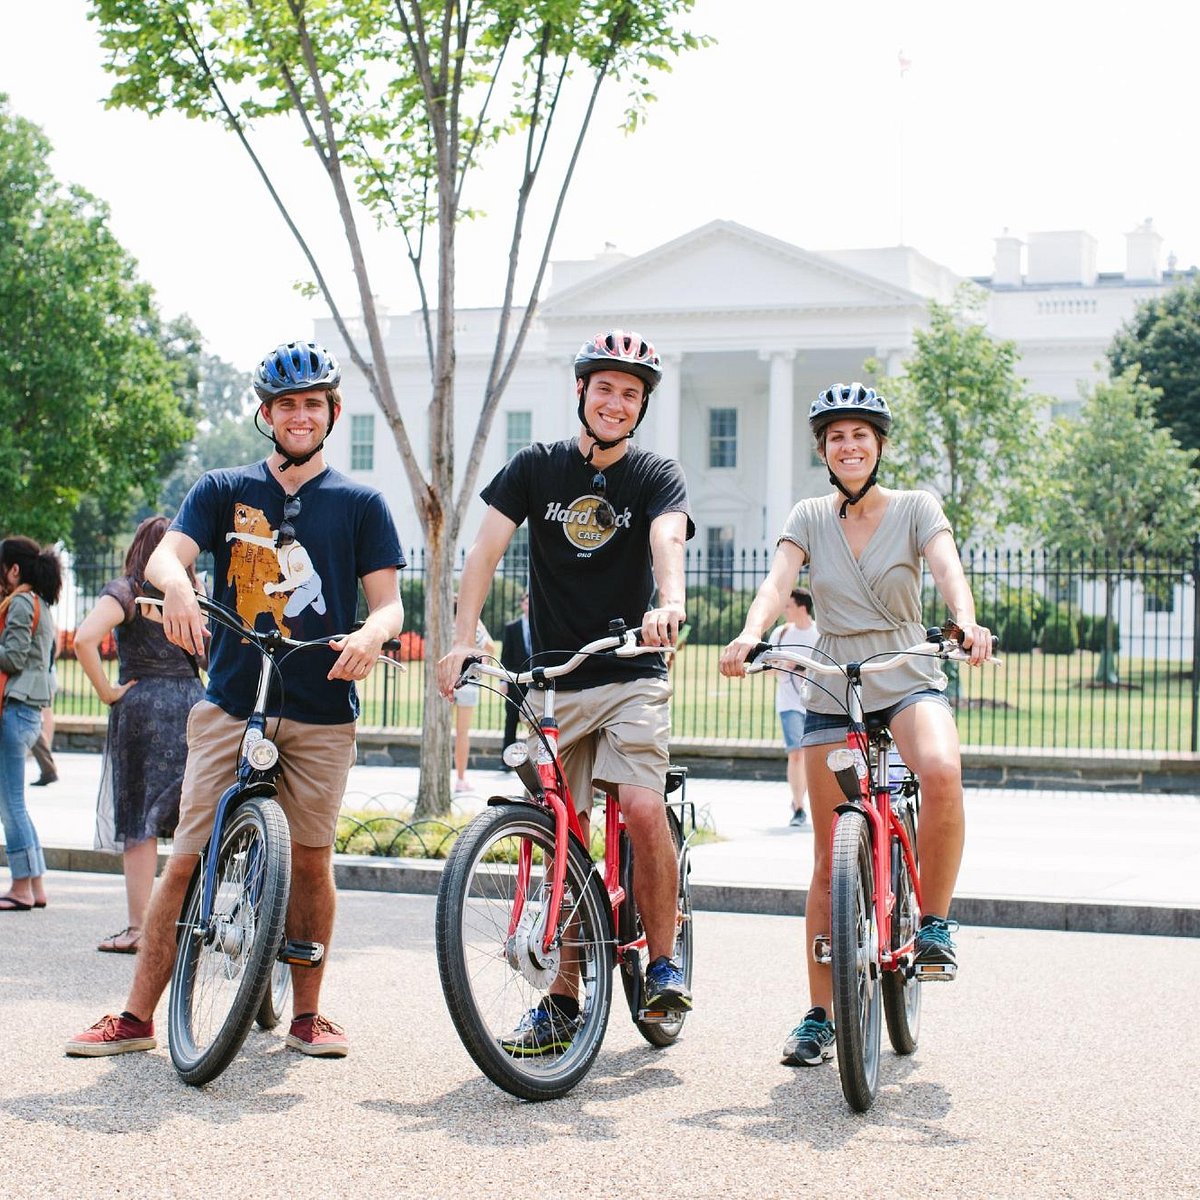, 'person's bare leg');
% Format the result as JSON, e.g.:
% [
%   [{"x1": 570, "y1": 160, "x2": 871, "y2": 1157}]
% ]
[
  {"x1": 891, "y1": 704, "x2": 965, "y2": 918},
  {"x1": 125, "y1": 854, "x2": 196, "y2": 1021},
  {"x1": 619, "y1": 784, "x2": 678, "y2": 961},
  {"x1": 802, "y1": 745, "x2": 842, "y2": 1015},
  {"x1": 123, "y1": 837, "x2": 160, "y2": 931},
  {"x1": 453, "y1": 704, "x2": 472, "y2": 784},
  {"x1": 288, "y1": 843, "x2": 336, "y2": 1017},
  {"x1": 787, "y1": 749, "x2": 808, "y2": 816}
]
